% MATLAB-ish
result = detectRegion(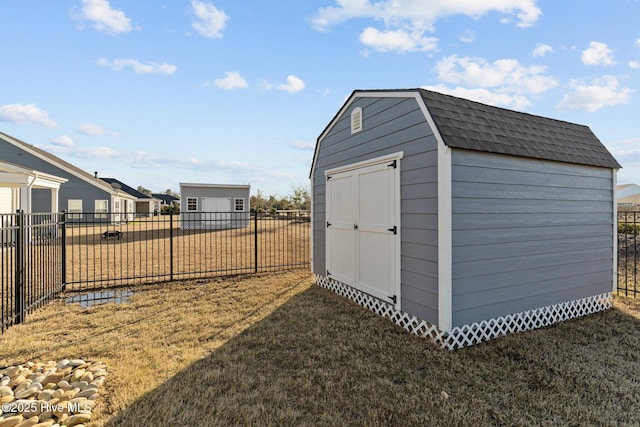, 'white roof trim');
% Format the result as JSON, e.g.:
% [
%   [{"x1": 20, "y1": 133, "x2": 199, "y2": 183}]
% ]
[
  {"x1": 180, "y1": 183, "x2": 250, "y2": 189},
  {"x1": 310, "y1": 90, "x2": 421, "y2": 178}
]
